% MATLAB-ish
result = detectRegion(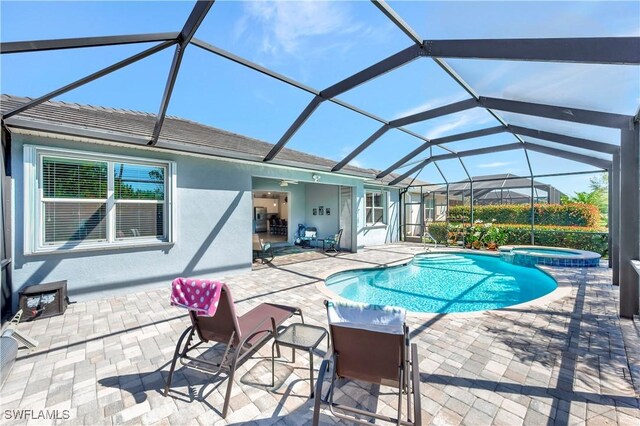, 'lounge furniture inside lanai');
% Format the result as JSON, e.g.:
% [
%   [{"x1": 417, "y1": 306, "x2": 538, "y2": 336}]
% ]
[
  {"x1": 164, "y1": 279, "x2": 303, "y2": 418},
  {"x1": 312, "y1": 300, "x2": 422, "y2": 425},
  {"x1": 322, "y1": 229, "x2": 343, "y2": 253}
]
